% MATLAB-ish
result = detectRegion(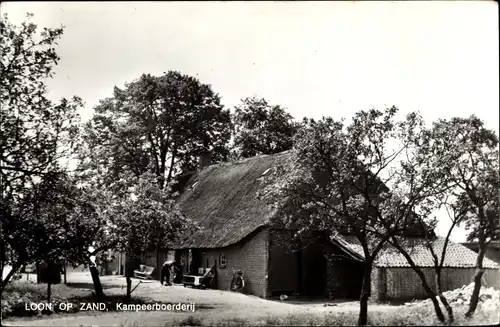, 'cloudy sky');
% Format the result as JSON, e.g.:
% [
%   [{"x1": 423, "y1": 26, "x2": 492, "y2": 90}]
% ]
[{"x1": 2, "y1": 1, "x2": 498, "y2": 241}]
